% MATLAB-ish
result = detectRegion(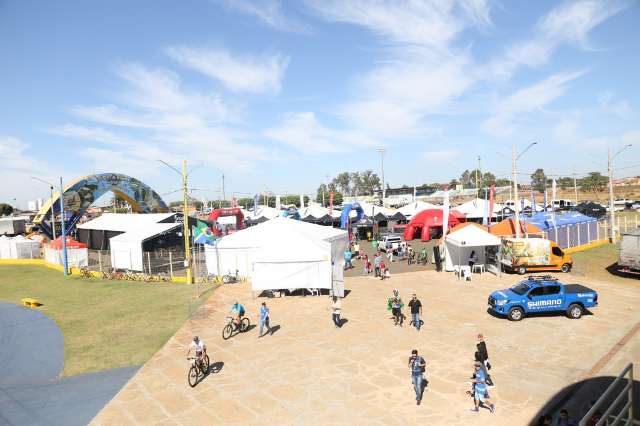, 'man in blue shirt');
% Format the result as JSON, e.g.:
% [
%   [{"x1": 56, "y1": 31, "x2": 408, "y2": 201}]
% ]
[
  {"x1": 230, "y1": 301, "x2": 245, "y2": 330},
  {"x1": 344, "y1": 249, "x2": 353, "y2": 270},
  {"x1": 408, "y1": 349, "x2": 426, "y2": 405},
  {"x1": 258, "y1": 302, "x2": 272, "y2": 338},
  {"x1": 471, "y1": 363, "x2": 495, "y2": 413}
]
